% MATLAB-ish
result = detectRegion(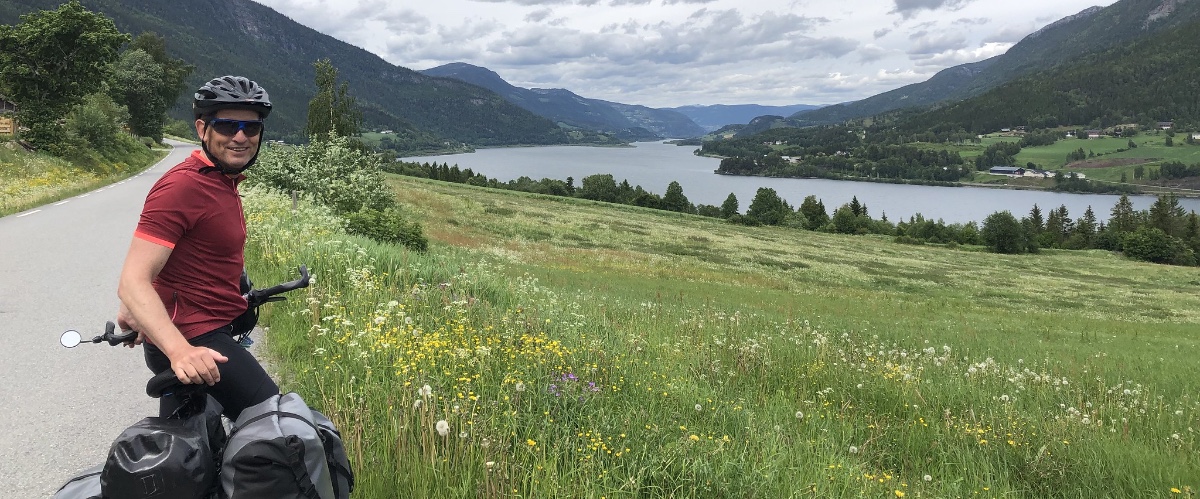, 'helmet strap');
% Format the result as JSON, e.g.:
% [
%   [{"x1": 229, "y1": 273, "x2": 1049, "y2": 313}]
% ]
[{"x1": 199, "y1": 128, "x2": 263, "y2": 175}]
